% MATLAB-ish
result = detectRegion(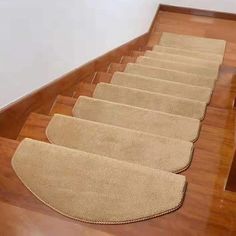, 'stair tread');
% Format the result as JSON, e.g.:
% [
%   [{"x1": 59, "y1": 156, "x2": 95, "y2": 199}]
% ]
[
  {"x1": 120, "y1": 56, "x2": 137, "y2": 64},
  {"x1": 17, "y1": 113, "x2": 51, "y2": 142},
  {"x1": 73, "y1": 82, "x2": 96, "y2": 97},
  {"x1": 107, "y1": 63, "x2": 126, "y2": 74},
  {"x1": 0, "y1": 137, "x2": 19, "y2": 151},
  {"x1": 73, "y1": 83, "x2": 95, "y2": 98},
  {"x1": 130, "y1": 50, "x2": 145, "y2": 57},
  {"x1": 49, "y1": 95, "x2": 76, "y2": 116},
  {"x1": 91, "y1": 72, "x2": 112, "y2": 84},
  {"x1": 17, "y1": 113, "x2": 50, "y2": 142}
]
